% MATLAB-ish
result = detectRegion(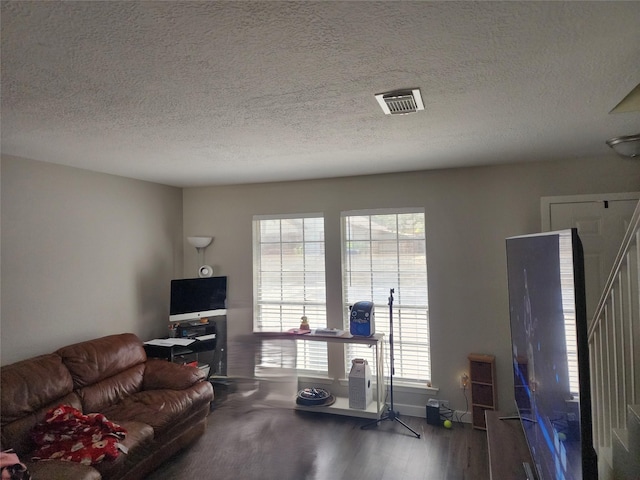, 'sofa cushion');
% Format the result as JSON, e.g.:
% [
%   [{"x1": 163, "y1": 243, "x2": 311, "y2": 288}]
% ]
[
  {"x1": 77, "y1": 364, "x2": 145, "y2": 413},
  {"x1": 90, "y1": 420, "x2": 154, "y2": 480},
  {"x1": 25, "y1": 421, "x2": 153, "y2": 480},
  {"x1": 31, "y1": 405, "x2": 128, "y2": 464},
  {"x1": 101, "y1": 381, "x2": 213, "y2": 437},
  {"x1": 57, "y1": 333, "x2": 147, "y2": 388},
  {"x1": 1, "y1": 354, "x2": 81, "y2": 456},
  {"x1": 0, "y1": 393, "x2": 82, "y2": 456},
  {"x1": 1, "y1": 354, "x2": 73, "y2": 423},
  {"x1": 25, "y1": 459, "x2": 102, "y2": 480},
  {"x1": 143, "y1": 358, "x2": 206, "y2": 391}
]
